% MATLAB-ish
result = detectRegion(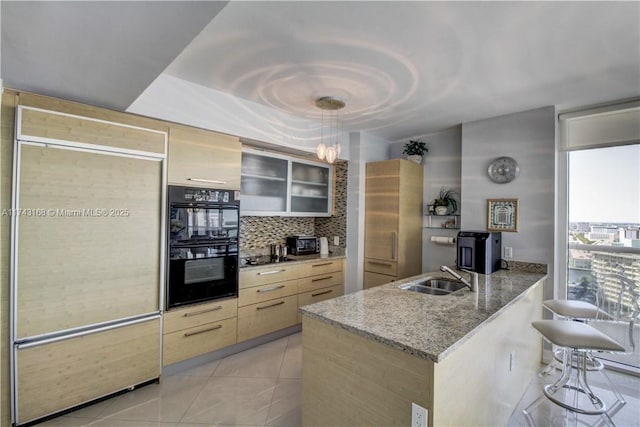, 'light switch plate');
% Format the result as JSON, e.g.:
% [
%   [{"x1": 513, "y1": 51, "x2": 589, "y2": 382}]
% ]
[{"x1": 333, "y1": 236, "x2": 339, "y2": 246}]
